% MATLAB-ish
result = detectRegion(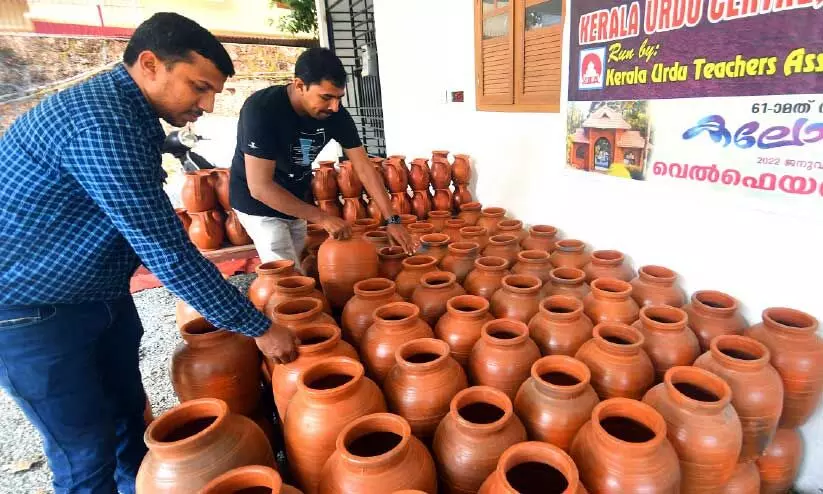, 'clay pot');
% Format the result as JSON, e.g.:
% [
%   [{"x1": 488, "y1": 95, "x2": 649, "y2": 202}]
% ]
[
  {"x1": 342, "y1": 197, "x2": 367, "y2": 223},
  {"x1": 224, "y1": 210, "x2": 252, "y2": 246},
  {"x1": 443, "y1": 218, "x2": 467, "y2": 243},
  {"x1": 248, "y1": 259, "x2": 296, "y2": 311},
  {"x1": 188, "y1": 210, "x2": 225, "y2": 250},
  {"x1": 432, "y1": 189, "x2": 453, "y2": 212},
  {"x1": 351, "y1": 218, "x2": 379, "y2": 239},
  {"x1": 305, "y1": 223, "x2": 329, "y2": 255},
  {"x1": 378, "y1": 246, "x2": 407, "y2": 281},
  {"x1": 528, "y1": 295, "x2": 594, "y2": 357},
  {"x1": 366, "y1": 197, "x2": 384, "y2": 224},
  {"x1": 172, "y1": 319, "x2": 261, "y2": 416},
  {"x1": 269, "y1": 297, "x2": 337, "y2": 332},
  {"x1": 490, "y1": 274, "x2": 542, "y2": 323},
  {"x1": 483, "y1": 234, "x2": 521, "y2": 268},
  {"x1": 477, "y1": 207, "x2": 507, "y2": 236},
  {"x1": 364, "y1": 230, "x2": 391, "y2": 251},
  {"x1": 383, "y1": 155, "x2": 410, "y2": 193},
  {"x1": 436, "y1": 295, "x2": 495, "y2": 367},
  {"x1": 464, "y1": 256, "x2": 511, "y2": 300},
  {"x1": 453, "y1": 184, "x2": 474, "y2": 211},
  {"x1": 201, "y1": 465, "x2": 302, "y2": 494},
  {"x1": 270, "y1": 323, "x2": 358, "y2": 420},
  {"x1": 633, "y1": 305, "x2": 701, "y2": 382},
  {"x1": 136, "y1": 398, "x2": 275, "y2": 494},
  {"x1": 318, "y1": 413, "x2": 437, "y2": 494},
  {"x1": 411, "y1": 190, "x2": 433, "y2": 220},
  {"x1": 549, "y1": 239, "x2": 589, "y2": 270},
  {"x1": 756, "y1": 428, "x2": 802, "y2": 494},
  {"x1": 312, "y1": 160, "x2": 339, "y2": 201},
  {"x1": 457, "y1": 201, "x2": 482, "y2": 226},
  {"x1": 441, "y1": 241, "x2": 480, "y2": 284},
  {"x1": 469, "y1": 319, "x2": 541, "y2": 400},
  {"x1": 433, "y1": 386, "x2": 527, "y2": 494},
  {"x1": 451, "y1": 153, "x2": 470, "y2": 182},
  {"x1": 723, "y1": 463, "x2": 760, "y2": 494},
  {"x1": 570, "y1": 397, "x2": 681, "y2": 493},
  {"x1": 745, "y1": 307, "x2": 823, "y2": 428},
  {"x1": 416, "y1": 233, "x2": 450, "y2": 264},
  {"x1": 583, "y1": 278, "x2": 641, "y2": 325},
  {"x1": 318, "y1": 199, "x2": 342, "y2": 218},
  {"x1": 411, "y1": 271, "x2": 466, "y2": 327},
  {"x1": 409, "y1": 158, "x2": 431, "y2": 190},
  {"x1": 395, "y1": 255, "x2": 439, "y2": 299},
  {"x1": 391, "y1": 192, "x2": 413, "y2": 215},
  {"x1": 478, "y1": 441, "x2": 586, "y2": 494},
  {"x1": 643, "y1": 366, "x2": 743, "y2": 493},
  {"x1": 361, "y1": 302, "x2": 435, "y2": 384},
  {"x1": 407, "y1": 222, "x2": 434, "y2": 246},
  {"x1": 574, "y1": 323, "x2": 655, "y2": 400},
  {"x1": 182, "y1": 170, "x2": 217, "y2": 212},
  {"x1": 175, "y1": 208, "x2": 191, "y2": 230},
  {"x1": 284, "y1": 357, "x2": 387, "y2": 494},
  {"x1": 521, "y1": 225, "x2": 558, "y2": 252},
  {"x1": 693, "y1": 335, "x2": 783, "y2": 462},
  {"x1": 630, "y1": 265, "x2": 687, "y2": 307},
  {"x1": 684, "y1": 290, "x2": 747, "y2": 352},
  {"x1": 337, "y1": 160, "x2": 363, "y2": 198},
  {"x1": 264, "y1": 275, "x2": 331, "y2": 318},
  {"x1": 512, "y1": 249, "x2": 553, "y2": 284},
  {"x1": 398, "y1": 214, "x2": 417, "y2": 228},
  {"x1": 514, "y1": 356, "x2": 599, "y2": 451},
  {"x1": 459, "y1": 226, "x2": 489, "y2": 250},
  {"x1": 584, "y1": 250, "x2": 635, "y2": 283},
  {"x1": 341, "y1": 278, "x2": 404, "y2": 346},
  {"x1": 427, "y1": 210, "x2": 452, "y2": 232},
  {"x1": 496, "y1": 220, "x2": 526, "y2": 243},
  {"x1": 430, "y1": 154, "x2": 452, "y2": 189},
  {"x1": 544, "y1": 267, "x2": 590, "y2": 300},
  {"x1": 318, "y1": 236, "x2": 379, "y2": 311},
  {"x1": 383, "y1": 338, "x2": 468, "y2": 440}
]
